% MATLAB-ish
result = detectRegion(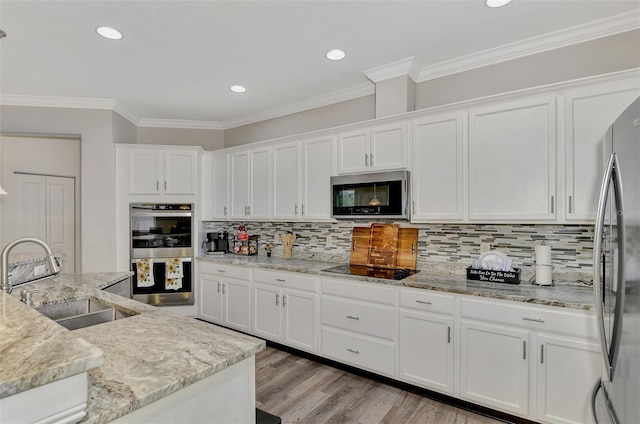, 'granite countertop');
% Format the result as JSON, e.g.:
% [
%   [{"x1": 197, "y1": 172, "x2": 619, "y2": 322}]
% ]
[
  {"x1": 198, "y1": 254, "x2": 595, "y2": 311},
  {"x1": 1, "y1": 272, "x2": 265, "y2": 424}
]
